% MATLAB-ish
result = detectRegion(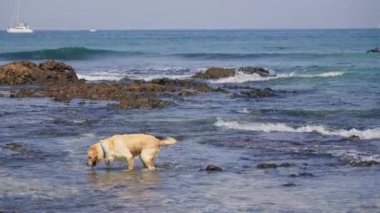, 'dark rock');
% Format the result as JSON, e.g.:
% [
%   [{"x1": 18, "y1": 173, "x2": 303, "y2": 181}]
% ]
[
  {"x1": 38, "y1": 60, "x2": 78, "y2": 81},
  {"x1": 279, "y1": 163, "x2": 296, "y2": 168},
  {"x1": 257, "y1": 163, "x2": 278, "y2": 169},
  {"x1": 289, "y1": 172, "x2": 314, "y2": 178},
  {"x1": 367, "y1": 47, "x2": 380, "y2": 53},
  {"x1": 12, "y1": 77, "x2": 213, "y2": 109},
  {"x1": 257, "y1": 162, "x2": 296, "y2": 169},
  {"x1": 214, "y1": 87, "x2": 230, "y2": 93},
  {"x1": 238, "y1": 88, "x2": 275, "y2": 98},
  {"x1": 178, "y1": 89, "x2": 197, "y2": 97},
  {"x1": 0, "y1": 143, "x2": 24, "y2": 151},
  {"x1": 0, "y1": 60, "x2": 78, "y2": 85},
  {"x1": 150, "y1": 78, "x2": 212, "y2": 92},
  {"x1": 347, "y1": 135, "x2": 360, "y2": 141},
  {"x1": 299, "y1": 172, "x2": 314, "y2": 177},
  {"x1": 349, "y1": 161, "x2": 379, "y2": 167},
  {"x1": 282, "y1": 183, "x2": 297, "y2": 187},
  {"x1": 193, "y1": 67, "x2": 235, "y2": 79},
  {"x1": 238, "y1": 66, "x2": 275, "y2": 77},
  {"x1": 204, "y1": 164, "x2": 223, "y2": 172},
  {"x1": 118, "y1": 97, "x2": 166, "y2": 109}
]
